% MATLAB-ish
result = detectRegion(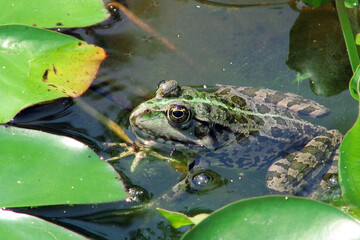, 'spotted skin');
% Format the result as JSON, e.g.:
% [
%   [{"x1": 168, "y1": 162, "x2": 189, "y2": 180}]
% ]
[
  {"x1": 130, "y1": 80, "x2": 342, "y2": 195},
  {"x1": 266, "y1": 130, "x2": 342, "y2": 195}
]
